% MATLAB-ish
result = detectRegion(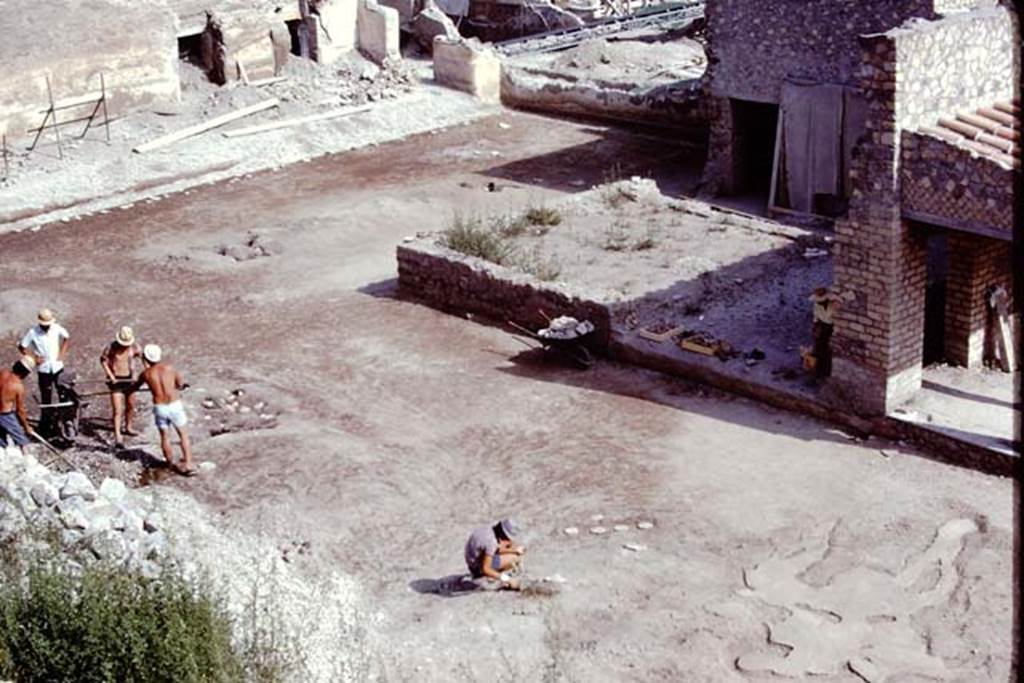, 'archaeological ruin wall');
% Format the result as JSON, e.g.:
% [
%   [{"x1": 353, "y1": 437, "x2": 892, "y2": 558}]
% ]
[
  {"x1": 0, "y1": 0, "x2": 180, "y2": 142},
  {"x1": 828, "y1": 4, "x2": 1018, "y2": 413}
]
